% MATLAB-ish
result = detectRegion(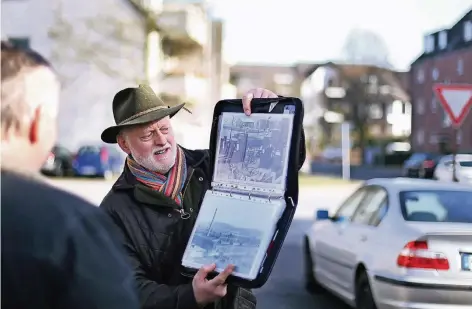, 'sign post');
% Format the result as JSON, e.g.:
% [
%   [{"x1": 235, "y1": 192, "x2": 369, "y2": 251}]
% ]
[
  {"x1": 341, "y1": 122, "x2": 351, "y2": 180},
  {"x1": 433, "y1": 84, "x2": 472, "y2": 182}
]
